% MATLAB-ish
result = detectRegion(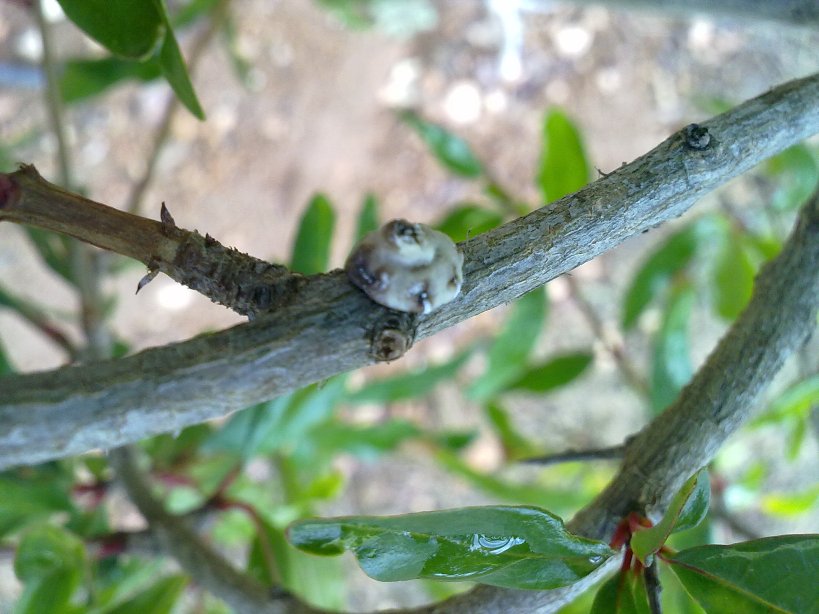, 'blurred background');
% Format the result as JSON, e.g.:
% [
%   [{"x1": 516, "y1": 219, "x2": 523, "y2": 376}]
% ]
[{"x1": 0, "y1": 0, "x2": 817, "y2": 611}]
